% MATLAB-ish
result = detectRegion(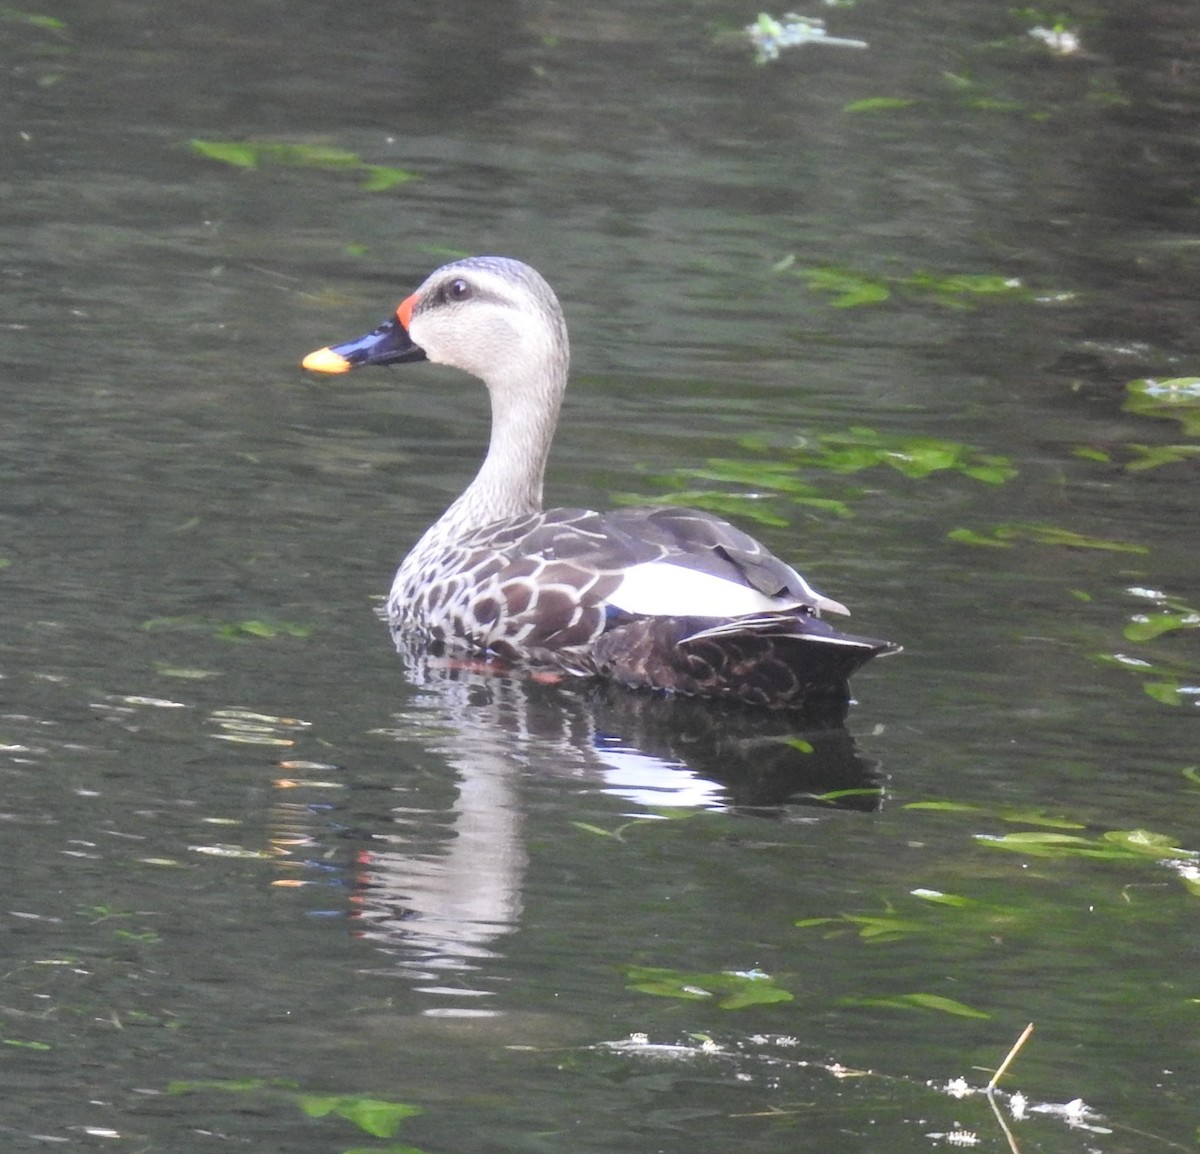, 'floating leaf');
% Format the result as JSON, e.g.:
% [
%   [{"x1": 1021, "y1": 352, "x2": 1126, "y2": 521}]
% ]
[
  {"x1": 793, "y1": 266, "x2": 891, "y2": 307},
  {"x1": 1125, "y1": 443, "x2": 1200, "y2": 471},
  {"x1": 843, "y1": 914, "x2": 926, "y2": 942},
  {"x1": 788, "y1": 263, "x2": 1037, "y2": 310},
  {"x1": 947, "y1": 527, "x2": 1011, "y2": 548},
  {"x1": 1143, "y1": 680, "x2": 1183, "y2": 705},
  {"x1": 904, "y1": 800, "x2": 1084, "y2": 828},
  {"x1": 623, "y1": 965, "x2": 793, "y2": 1009},
  {"x1": 166, "y1": 1080, "x2": 423, "y2": 1144},
  {"x1": 791, "y1": 427, "x2": 1016, "y2": 484},
  {"x1": 1124, "y1": 612, "x2": 1196, "y2": 642},
  {"x1": 1101, "y1": 829, "x2": 1195, "y2": 861},
  {"x1": 189, "y1": 139, "x2": 261, "y2": 168},
  {"x1": 622, "y1": 426, "x2": 1012, "y2": 524},
  {"x1": 362, "y1": 165, "x2": 421, "y2": 192},
  {"x1": 1, "y1": 8, "x2": 68, "y2": 31},
  {"x1": 297, "y1": 1095, "x2": 422, "y2": 1138},
  {"x1": 775, "y1": 736, "x2": 815, "y2": 753},
  {"x1": 977, "y1": 829, "x2": 1197, "y2": 862},
  {"x1": 1095, "y1": 652, "x2": 1198, "y2": 707},
  {"x1": 842, "y1": 993, "x2": 990, "y2": 1019},
  {"x1": 844, "y1": 96, "x2": 915, "y2": 113},
  {"x1": 1124, "y1": 377, "x2": 1200, "y2": 436},
  {"x1": 189, "y1": 139, "x2": 417, "y2": 191},
  {"x1": 976, "y1": 832, "x2": 1128, "y2": 859},
  {"x1": 903, "y1": 271, "x2": 1030, "y2": 304},
  {"x1": 948, "y1": 522, "x2": 1148, "y2": 553},
  {"x1": 214, "y1": 619, "x2": 312, "y2": 641}
]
